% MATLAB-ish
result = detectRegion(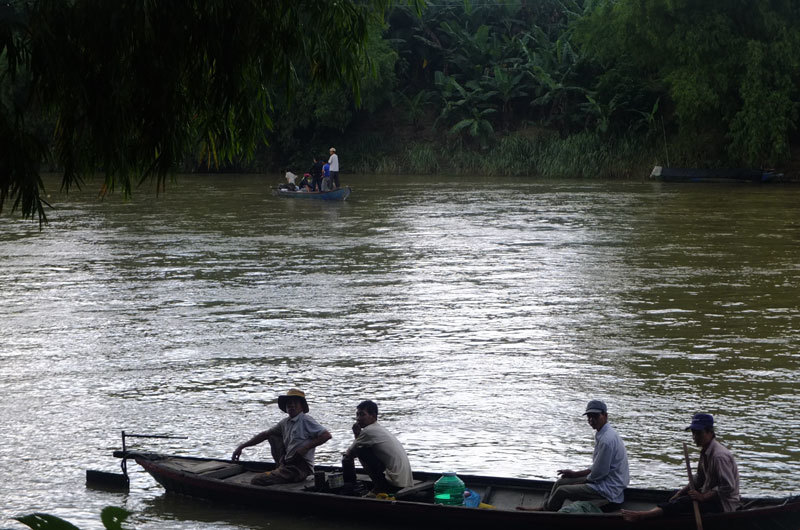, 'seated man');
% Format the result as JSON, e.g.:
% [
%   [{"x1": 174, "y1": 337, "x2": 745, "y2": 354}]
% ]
[
  {"x1": 622, "y1": 413, "x2": 741, "y2": 522},
  {"x1": 232, "y1": 388, "x2": 331, "y2": 486},
  {"x1": 297, "y1": 173, "x2": 313, "y2": 191},
  {"x1": 521, "y1": 400, "x2": 629, "y2": 511},
  {"x1": 342, "y1": 400, "x2": 413, "y2": 494}
]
